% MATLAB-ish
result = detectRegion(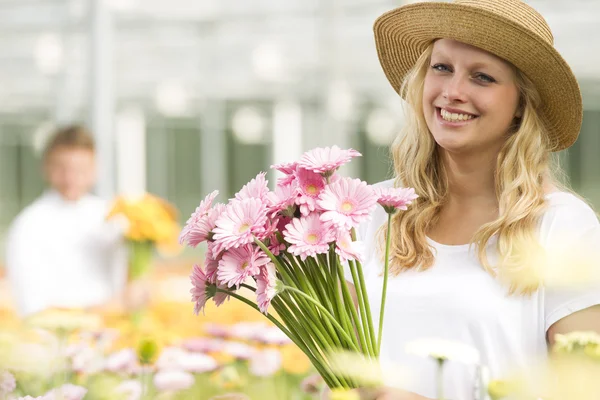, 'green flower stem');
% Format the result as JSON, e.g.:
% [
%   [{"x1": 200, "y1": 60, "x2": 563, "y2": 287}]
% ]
[
  {"x1": 348, "y1": 260, "x2": 375, "y2": 357},
  {"x1": 349, "y1": 228, "x2": 377, "y2": 346},
  {"x1": 296, "y1": 270, "x2": 343, "y2": 348},
  {"x1": 217, "y1": 288, "x2": 339, "y2": 388},
  {"x1": 271, "y1": 297, "x2": 342, "y2": 388},
  {"x1": 129, "y1": 240, "x2": 153, "y2": 280},
  {"x1": 377, "y1": 214, "x2": 393, "y2": 354},
  {"x1": 284, "y1": 286, "x2": 360, "y2": 353},
  {"x1": 326, "y1": 252, "x2": 358, "y2": 347},
  {"x1": 254, "y1": 238, "x2": 300, "y2": 289},
  {"x1": 279, "y1": 292, "x2": 337, "y2": 354},
  {"x1": 278, "y1": 255, "x2": 341, "y2": 348},
  {"x1": 338, "y1": 262, "x2": 372, "y2": 357},
  {"x1": 436, "y1": 358, "x2": 446, "y2": 400},
  {"x1": 282, "y1": 273, "x2": 342, "y2": 349},
  {"x1": 275, "y1": 293, "x2": 353, "y2": 388}
]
